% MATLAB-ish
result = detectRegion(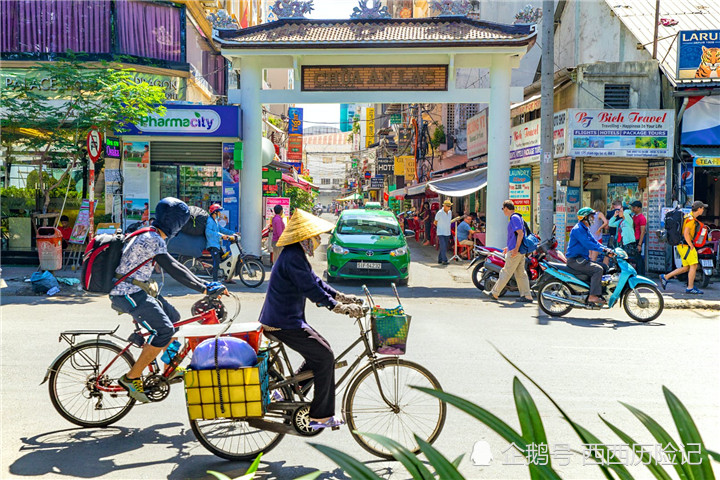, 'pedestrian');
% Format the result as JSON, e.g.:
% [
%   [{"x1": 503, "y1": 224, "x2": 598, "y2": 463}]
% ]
[
  {"x1": 605, "y1": 199, "x2": 622, "y2": 249},
  {"x1": 660, "y1": 201, "x2": 707, "y2": 294},
  {"x1": 205, "y1": 203, "x2": 236, "y2": 282},
  {"x1": 270, "y1": 204, "x2": 286, "y2": 265},
  {"x1": 57, "y1": 215, "x2": 72, "y2": 249},
  {"x1": 489, "y1": 200, "x2": 532, "y2": 303},
  {"x1": 588, "y1": 199, "x2": 608, "y2": 262},
  {"x1": 608, "y1": 202, "x2": 638, "y2": 268},
  {"x1": 434, "y1": 199, "x2": 453, "y2": 265},
  {"x1": 420, "y1": 201, "x2": 432, "y2": 246},
  {"x1": 630, "y1": 200, "x2": 647, "y2": 275}
]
